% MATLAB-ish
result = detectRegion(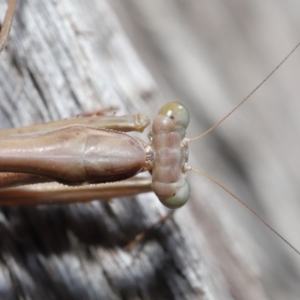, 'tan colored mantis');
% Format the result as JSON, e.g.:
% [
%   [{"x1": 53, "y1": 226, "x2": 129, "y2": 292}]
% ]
[{"x1": 0, "y1": 1, "x2": 298, "y2": 260}]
